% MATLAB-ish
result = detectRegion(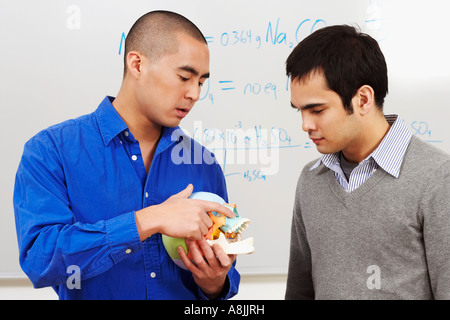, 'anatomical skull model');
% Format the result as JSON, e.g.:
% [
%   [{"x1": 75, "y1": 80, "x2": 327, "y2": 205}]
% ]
[{"x1": 162, "y1": 192, "x2": 255, "y2": 269}]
